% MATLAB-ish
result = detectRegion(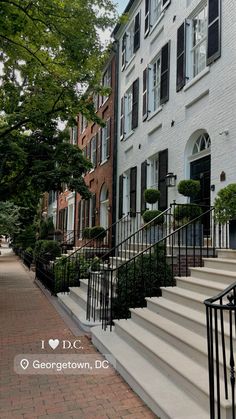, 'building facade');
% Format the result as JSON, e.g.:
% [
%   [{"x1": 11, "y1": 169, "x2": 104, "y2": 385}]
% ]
[
  {"x1": 75, "y1": 52, "x2": 117, "y2": 244},
  {"x1": 114, "y1": 0, "x2": 236, "y2": 223}
]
